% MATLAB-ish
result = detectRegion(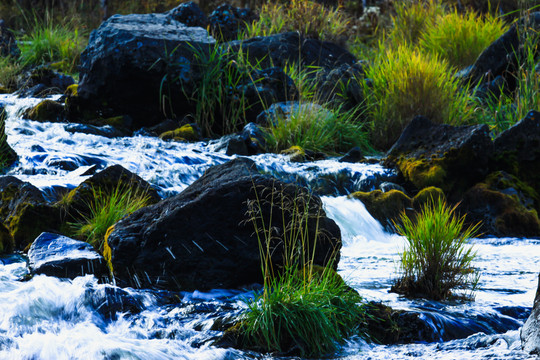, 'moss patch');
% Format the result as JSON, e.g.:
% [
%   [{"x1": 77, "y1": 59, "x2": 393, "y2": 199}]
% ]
[
  {"x1": 25, "y1": 100, "x2": 64, "y2": 122},
  {"x1": 412, "y1": 187, "x2": 446, "y2": 210},
  {"x1": 281, "y1": 146, "x2": 306, "y2": 163},
  {"x1": 8, "y1": 203, "x2": 62, "y2": 250},
  {"x1": 397, "y1": 157, "x2": 447, "y2": 191},
  {"x1": 64, "y1": 83, "x2": 78, "y2": 97},
  {"x1": 159, "y1": 124, "x2": 200, "y2": 142},
  {"x1": 350, "y1": 189, "x2": 412, "y2": 229}
]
